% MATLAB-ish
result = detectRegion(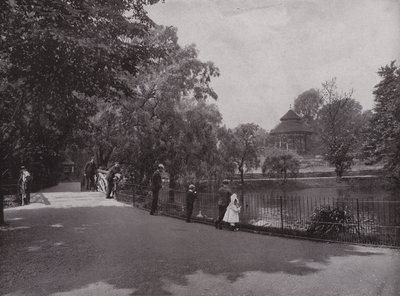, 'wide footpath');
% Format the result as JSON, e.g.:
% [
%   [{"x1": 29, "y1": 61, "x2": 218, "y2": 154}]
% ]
[{"x1": 1, "y1": 183, "x2": 399, "y2": 296}]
